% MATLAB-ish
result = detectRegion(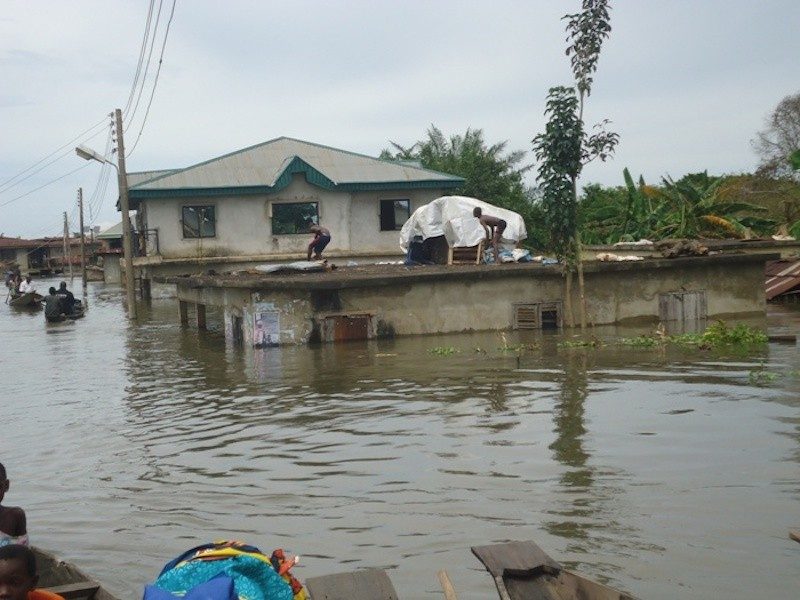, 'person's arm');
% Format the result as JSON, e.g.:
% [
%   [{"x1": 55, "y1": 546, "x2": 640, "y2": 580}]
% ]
[{"x1": 307, "y1": 236, "x2": 317, "y2": 260}]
